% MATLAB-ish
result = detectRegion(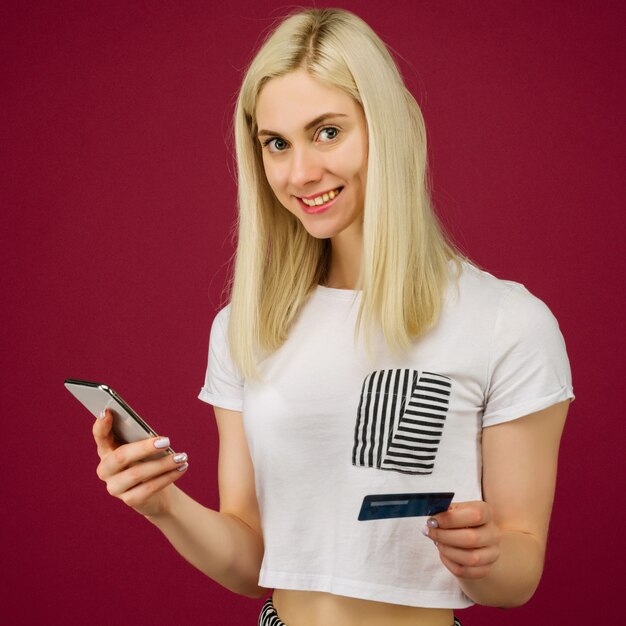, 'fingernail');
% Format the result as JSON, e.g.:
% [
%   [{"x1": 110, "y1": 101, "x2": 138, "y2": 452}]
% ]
[
  {"x1": 98, "y1": 409, "x2": 106, "y2": 420},
  {"x1": 427, "y1": 518, "x2": 439, "y2": 528},
  {"x1": 154, "y1": 437, "x2": 170, "y2": 449},
  {"x1": 176, "y1": 462, "x2": 189, "y2": 472},
  {"x1": 422, "y1": 525, "x2": 430, "y2": 537},
  {"x1": 173, "y1": 452, "x2": 188, "y2": 464}
]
